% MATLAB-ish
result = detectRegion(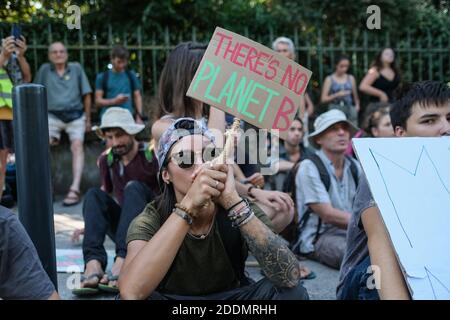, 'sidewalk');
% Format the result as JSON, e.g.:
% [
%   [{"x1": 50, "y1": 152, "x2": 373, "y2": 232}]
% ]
[{"x1": 50, "y1": 198, "x2": 339, "y2": 300}]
